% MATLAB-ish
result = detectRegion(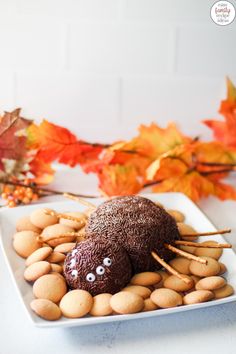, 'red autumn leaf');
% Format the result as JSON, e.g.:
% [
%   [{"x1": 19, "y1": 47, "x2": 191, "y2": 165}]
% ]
[
  {"x1": 203, "y1": 78, "x2": 236, "y2": 148},
  {"x1": 27, "y1": 120, "x2": 104, "y2": 167},
  {"x1": 0, "y1": 108, "x2": 32, "y2": 169}
]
